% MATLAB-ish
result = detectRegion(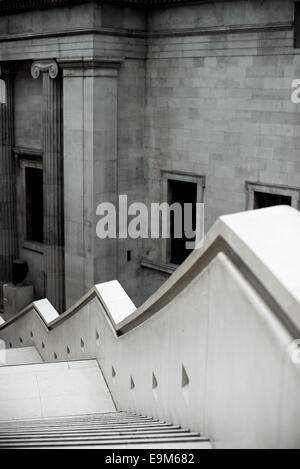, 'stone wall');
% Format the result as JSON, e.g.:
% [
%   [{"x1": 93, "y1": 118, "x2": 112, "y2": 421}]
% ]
[
  {"x1": 142, "y1": 0, "x2": 300, "y2": 299},
  {"x1": 148, "y1": 0, "x2": 293, "y2": 31},
  {"x1": 14, "y1": 62, "x2": 42, "y2": 150},
  {"x1": 0, "y1": 2, "x2": 145, "y2": 37},
  {"x1": 1, "y1": 0, "x2": 300, "y2": 308},
  {"x1": 0, "y1": 3, "x2": 147, "y2": 307},
  {"x1": 117, "y1": 58, "x2": 146, "y2": 306}
]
